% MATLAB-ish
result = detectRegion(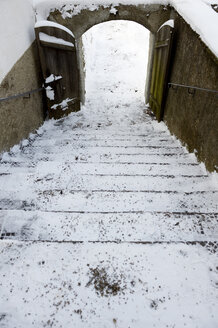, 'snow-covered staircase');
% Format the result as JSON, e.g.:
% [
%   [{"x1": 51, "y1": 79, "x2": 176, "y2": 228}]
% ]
[
  {"x1": 0, "y1": 21, "x2": 217, "y2": 327},
  {"x1": 0, "y1": 110, "x2": 218, "y2": 327},
  {"x1": 0, "y1": 121, "x2": 217, "y2": 242}
]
